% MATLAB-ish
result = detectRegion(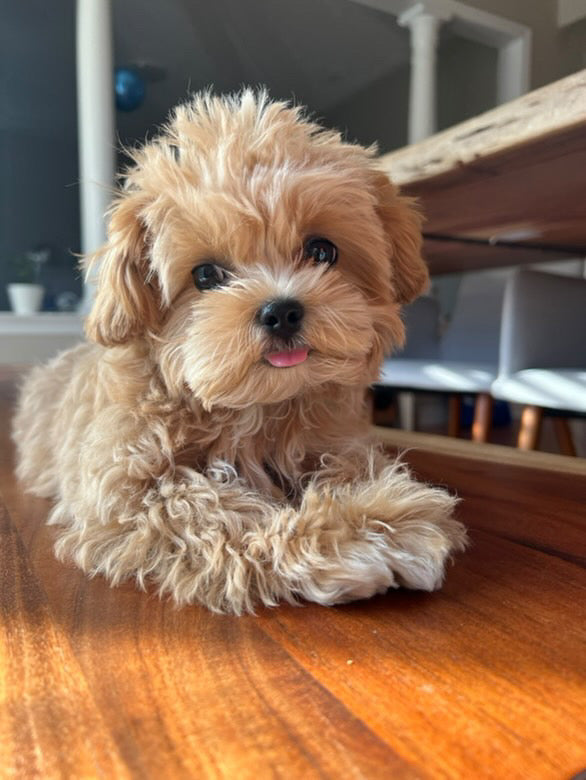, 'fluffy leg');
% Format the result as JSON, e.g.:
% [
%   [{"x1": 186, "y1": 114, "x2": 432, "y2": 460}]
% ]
[
  {"x1": 49, "y1": 448, "x2": 465, "y2": 613},
  {"x1": 291, "y1": 452, "x2": 467, "y2": 605}
]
